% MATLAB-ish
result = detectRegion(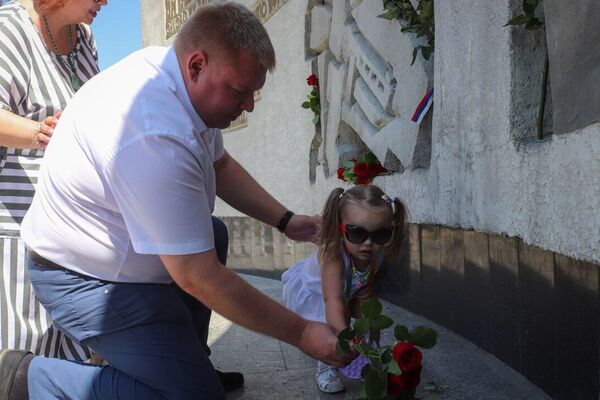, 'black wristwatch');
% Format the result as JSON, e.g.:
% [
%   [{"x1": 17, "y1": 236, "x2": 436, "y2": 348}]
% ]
[{"x1": 276, "y1": 210, "x2": 295, "y2": 233}]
